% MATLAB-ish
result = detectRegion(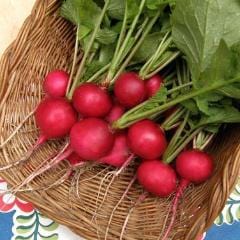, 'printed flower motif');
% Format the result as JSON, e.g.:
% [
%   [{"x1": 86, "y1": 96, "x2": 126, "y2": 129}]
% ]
[
  {"x1": 215, "y1": 178, "x2": 240, "y2": 226},
  {"x1": 0, "y1": 179, "x2": 34, "y2": 213}
]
